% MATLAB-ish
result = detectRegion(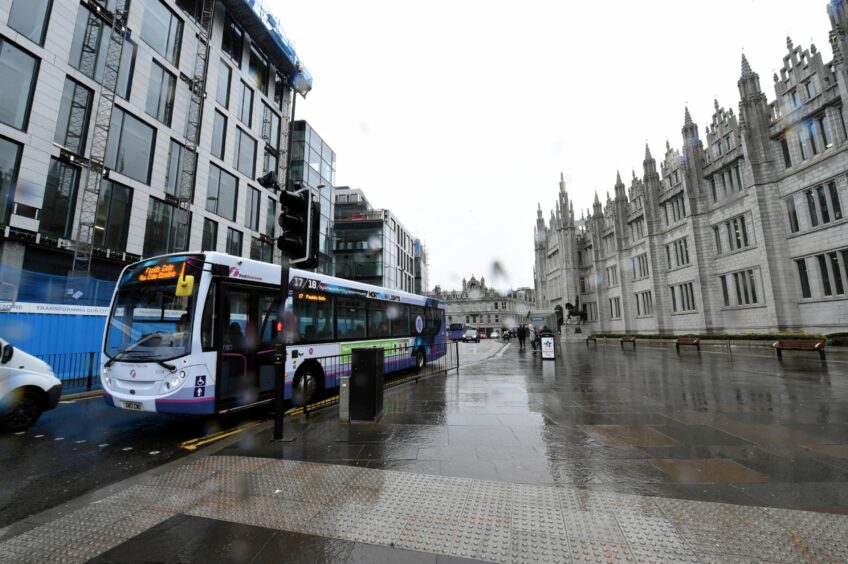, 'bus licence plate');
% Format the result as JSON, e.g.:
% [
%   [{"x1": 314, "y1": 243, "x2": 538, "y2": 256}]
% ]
[{"x1": 123, "y1": 401, "x2": 143, "y2": 411}]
